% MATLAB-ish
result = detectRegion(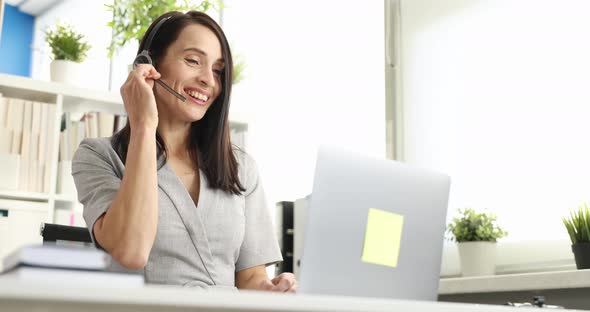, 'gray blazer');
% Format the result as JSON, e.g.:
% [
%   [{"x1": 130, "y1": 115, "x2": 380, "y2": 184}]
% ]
[{"x1": 71, "y1": 137, "x2": 282, "y2": 289}]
